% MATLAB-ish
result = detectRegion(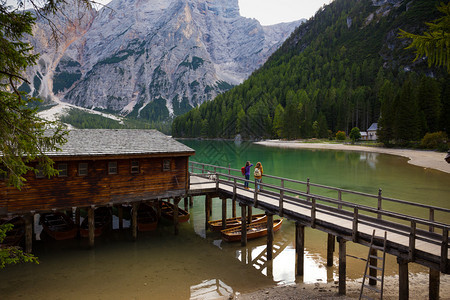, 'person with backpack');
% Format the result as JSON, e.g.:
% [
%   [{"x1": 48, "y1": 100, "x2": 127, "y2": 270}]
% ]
[
  {"x1": 254, "y1": 162, "x2": 263, "y2": 192},
  {"x1": 242, "y1": 161, "x2": 253, "y2": 190}
]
